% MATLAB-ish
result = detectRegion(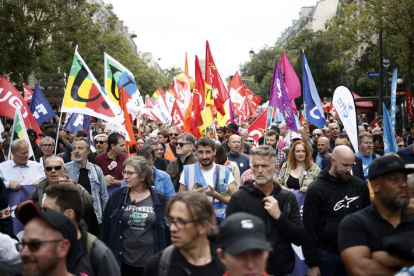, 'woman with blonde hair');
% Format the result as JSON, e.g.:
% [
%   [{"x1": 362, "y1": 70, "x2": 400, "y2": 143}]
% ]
[{"x1": 277, "y1": 140, "x2": 320, "y2": 193}]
